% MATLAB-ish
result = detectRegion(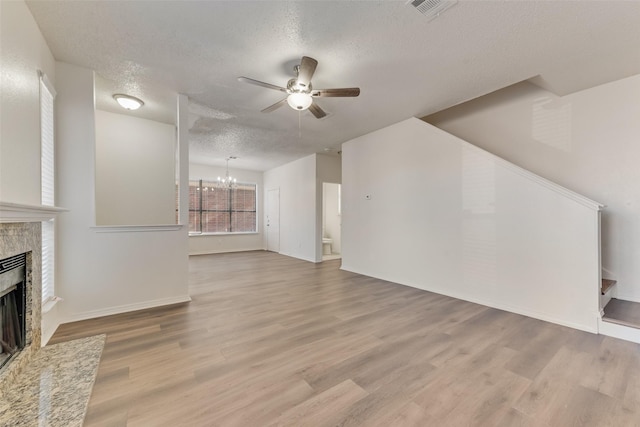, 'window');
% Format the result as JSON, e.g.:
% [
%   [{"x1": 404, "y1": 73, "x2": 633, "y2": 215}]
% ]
[
  {"x1": 41, "y1": 220, "x2": 55, "y2": 304},
  {"x1": 189, "y1": 180, "x2": 257, "y2": 234},
  {"x1": 40, "y1": 72, "x2": 56, "y2": 304}
]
